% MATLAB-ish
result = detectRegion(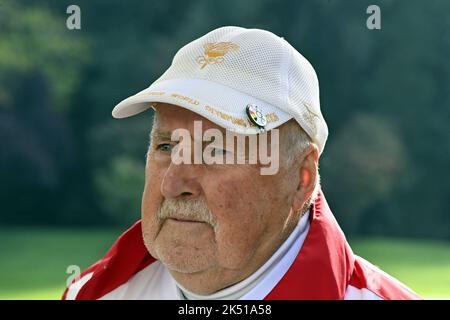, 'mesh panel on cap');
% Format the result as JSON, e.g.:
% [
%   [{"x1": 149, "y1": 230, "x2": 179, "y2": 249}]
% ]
[
  {"x1": 287, "y1": 46, "x2": 323, "y2": 141},
  {"x1": 154, "y1": 27, "x2": 290, "y2": 116}
]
